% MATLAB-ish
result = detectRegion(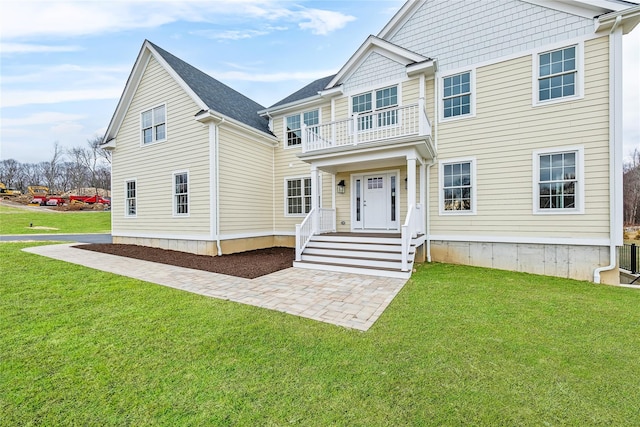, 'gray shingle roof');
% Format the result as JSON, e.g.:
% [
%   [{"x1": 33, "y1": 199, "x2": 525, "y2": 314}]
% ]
[
  {"x1": 148, "y1": 41, "x2": 271, "y2": 135},
  {"x1": 270, "y1": 75, "x2": 336, "y2": 108}
]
